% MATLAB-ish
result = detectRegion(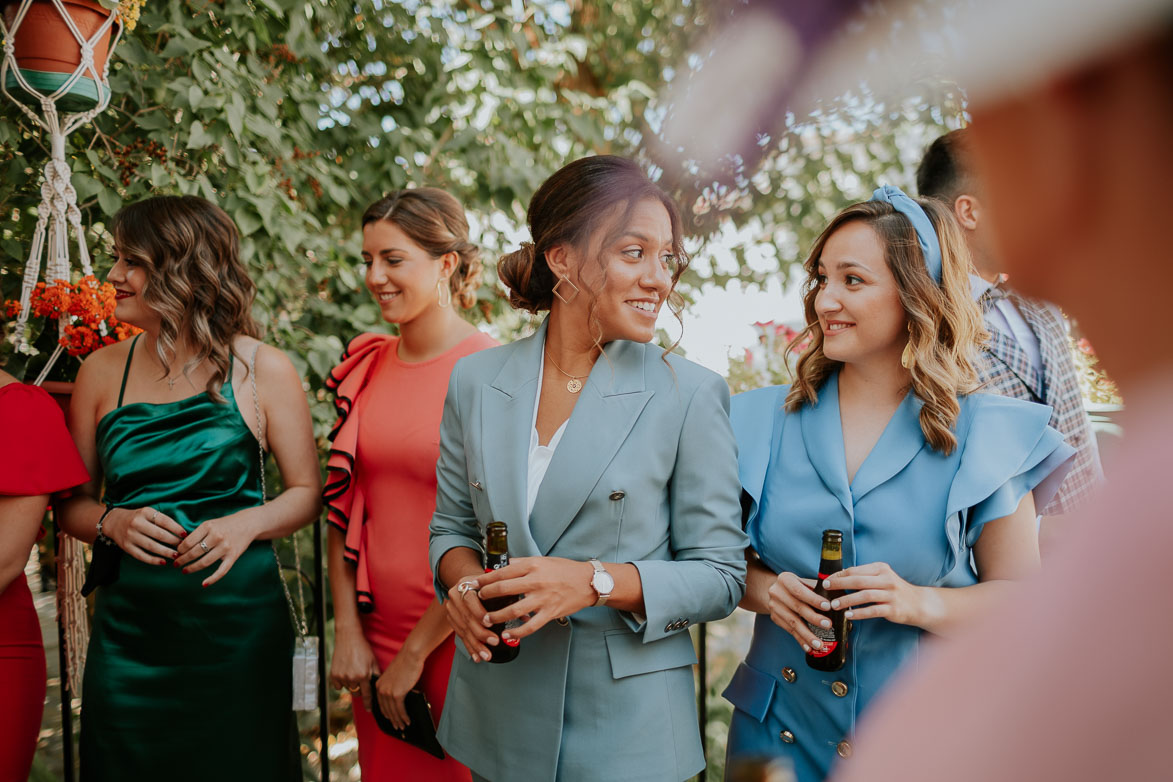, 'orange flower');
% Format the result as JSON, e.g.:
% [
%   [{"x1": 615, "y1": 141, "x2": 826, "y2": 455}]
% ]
[{"x1": 3, "y1": 275, "x2": 139, "y2": 358}]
